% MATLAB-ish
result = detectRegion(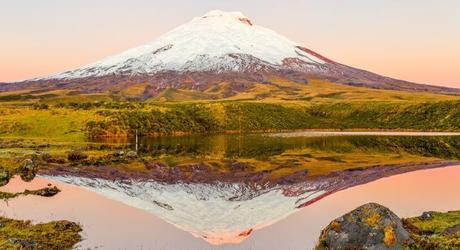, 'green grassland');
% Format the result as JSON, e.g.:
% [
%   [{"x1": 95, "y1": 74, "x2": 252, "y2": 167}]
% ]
[{"x1": 1, "y1": 79, "x2": 460, "y2": 142}]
